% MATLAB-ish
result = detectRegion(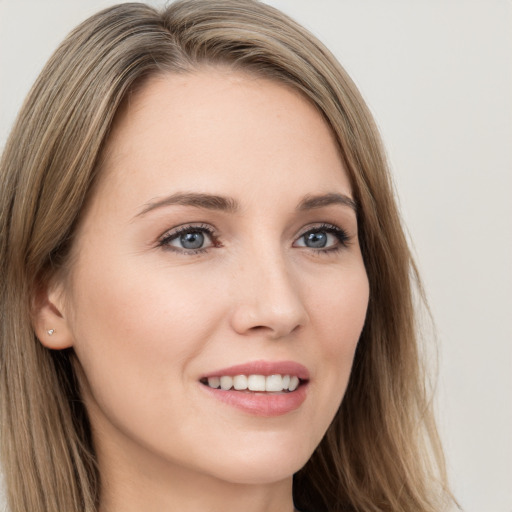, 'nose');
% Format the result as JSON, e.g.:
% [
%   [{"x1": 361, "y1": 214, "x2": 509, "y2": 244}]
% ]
[{"x1": 229, "y1": 250, "x2": 309, "y2": 339}]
